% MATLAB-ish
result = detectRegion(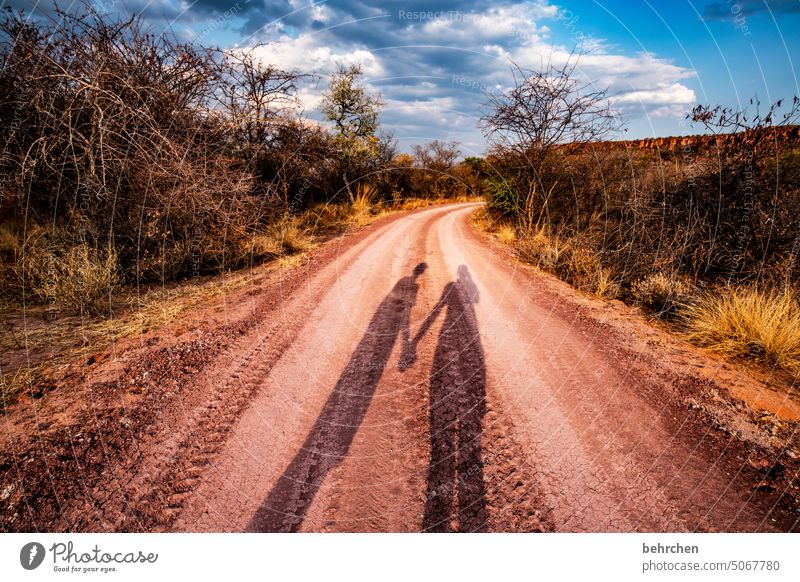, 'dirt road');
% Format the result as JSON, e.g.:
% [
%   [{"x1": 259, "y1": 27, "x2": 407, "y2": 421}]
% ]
[
  {"x1": 4, "y1": 203, "x2": 798, "y2": 532},
  {"x1": 167, "y1": 203, "x2": 794, "y2": 532}
]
